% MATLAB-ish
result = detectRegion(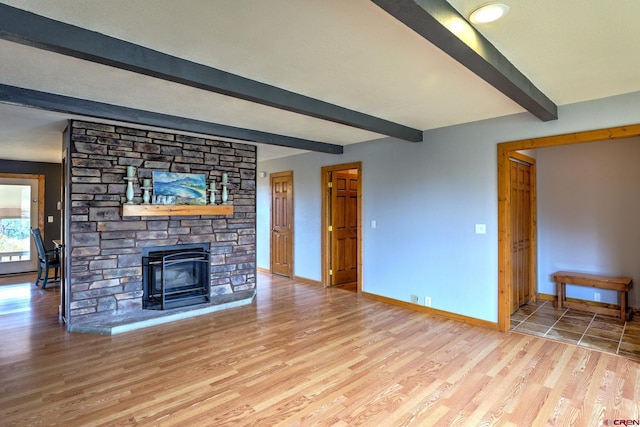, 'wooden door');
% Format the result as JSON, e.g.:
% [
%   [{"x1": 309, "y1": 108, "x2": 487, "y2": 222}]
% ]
[
  {"x1": 270, "y1": 171, "x2": 293, "y2": 278},
  {"x1": 330, "y1": 171, "x2": 358, "y2": 286},
  {"x1": 510, "y1": 157, "x2": 533, "y2": 313}
]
